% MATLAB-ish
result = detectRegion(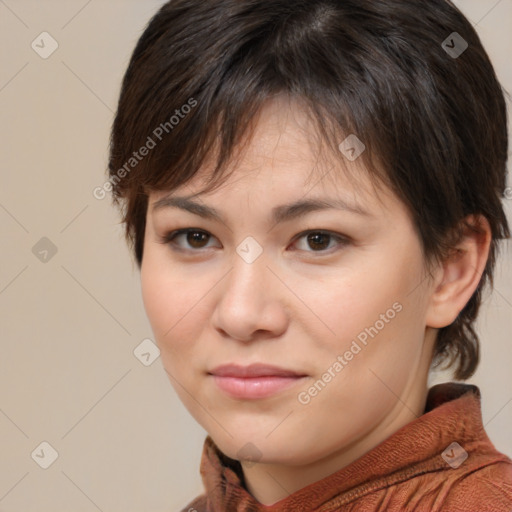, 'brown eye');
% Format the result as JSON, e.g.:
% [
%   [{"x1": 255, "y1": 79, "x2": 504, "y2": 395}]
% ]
[
  {"x1": 162, "y1": 229, "x2": 219, "y2": 251},
  {"x1": 186, "y1": 230, "x2": 210, "y2": 248},
  {"x1": 291, "y1": 230, "x2": 349, "y2": 254},
  {"x1": 306, "y1": 232, "x2": 331, "y2": 251}
]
